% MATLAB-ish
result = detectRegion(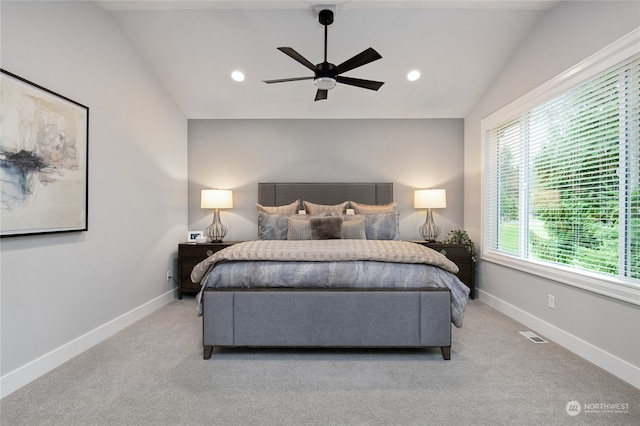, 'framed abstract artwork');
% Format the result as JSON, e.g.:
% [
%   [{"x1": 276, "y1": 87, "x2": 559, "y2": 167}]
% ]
[{"x1": 1, "y1": 69, "x2": 89, "y2": 237}]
